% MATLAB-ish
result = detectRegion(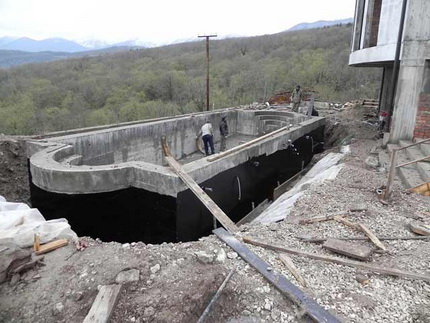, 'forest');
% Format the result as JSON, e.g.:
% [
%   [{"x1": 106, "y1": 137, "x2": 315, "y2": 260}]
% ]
[{"x1": 0, "y1": 24, "x2": 382, "y2": 135}]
